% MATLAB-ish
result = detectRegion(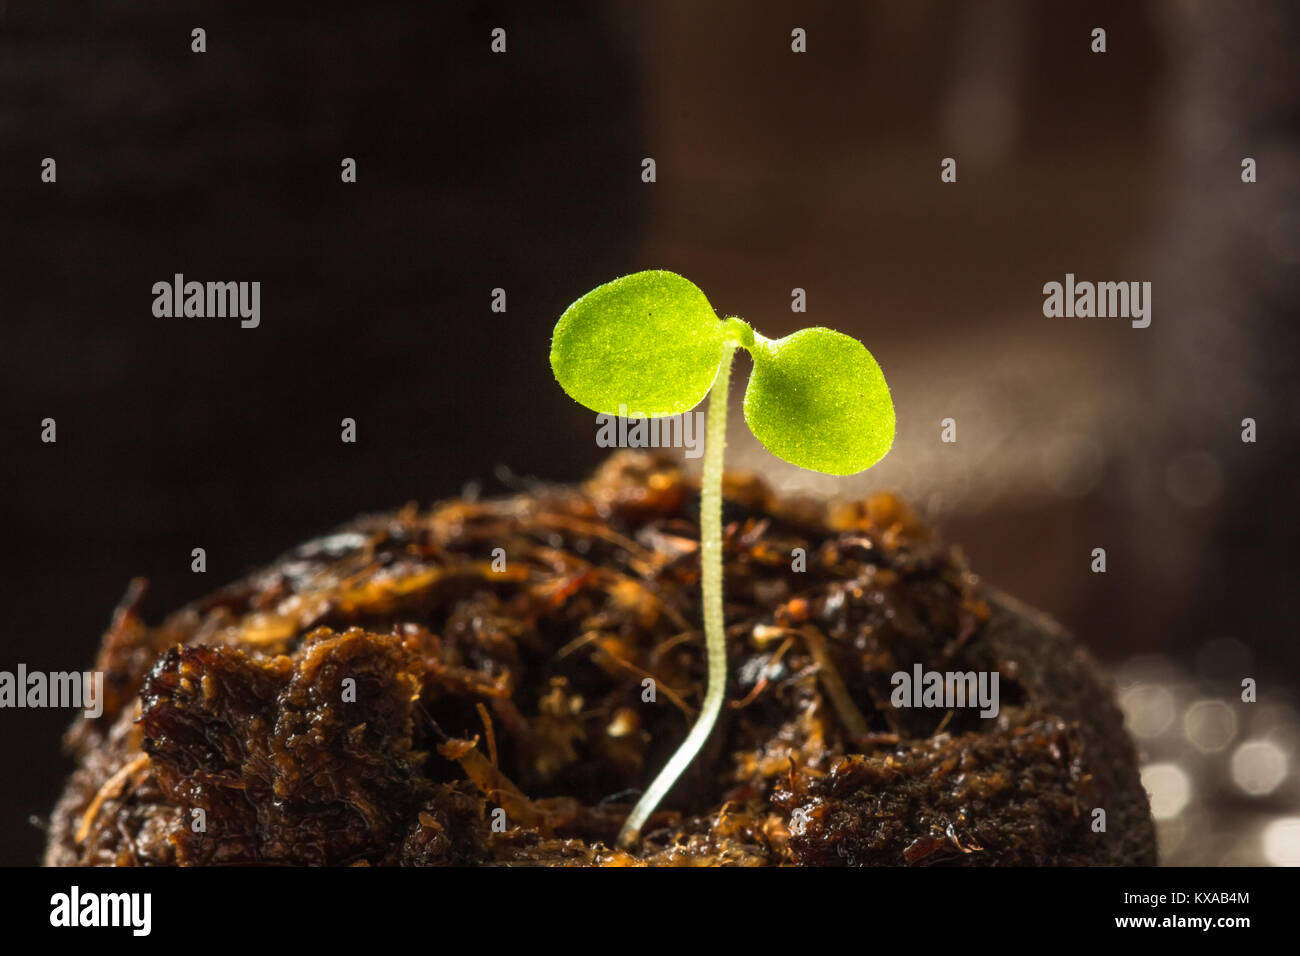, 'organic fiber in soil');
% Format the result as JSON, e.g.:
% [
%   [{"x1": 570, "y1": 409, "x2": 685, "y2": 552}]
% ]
[{"x1": 45, "y1": 452, "x2": 1156, "y2": 866}]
